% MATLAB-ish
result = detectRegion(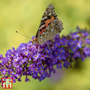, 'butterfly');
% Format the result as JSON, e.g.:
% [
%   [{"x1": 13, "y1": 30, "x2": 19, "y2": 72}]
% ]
[{"x1": 32, "y1": 4, "x2": 63, "y2": 45}]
